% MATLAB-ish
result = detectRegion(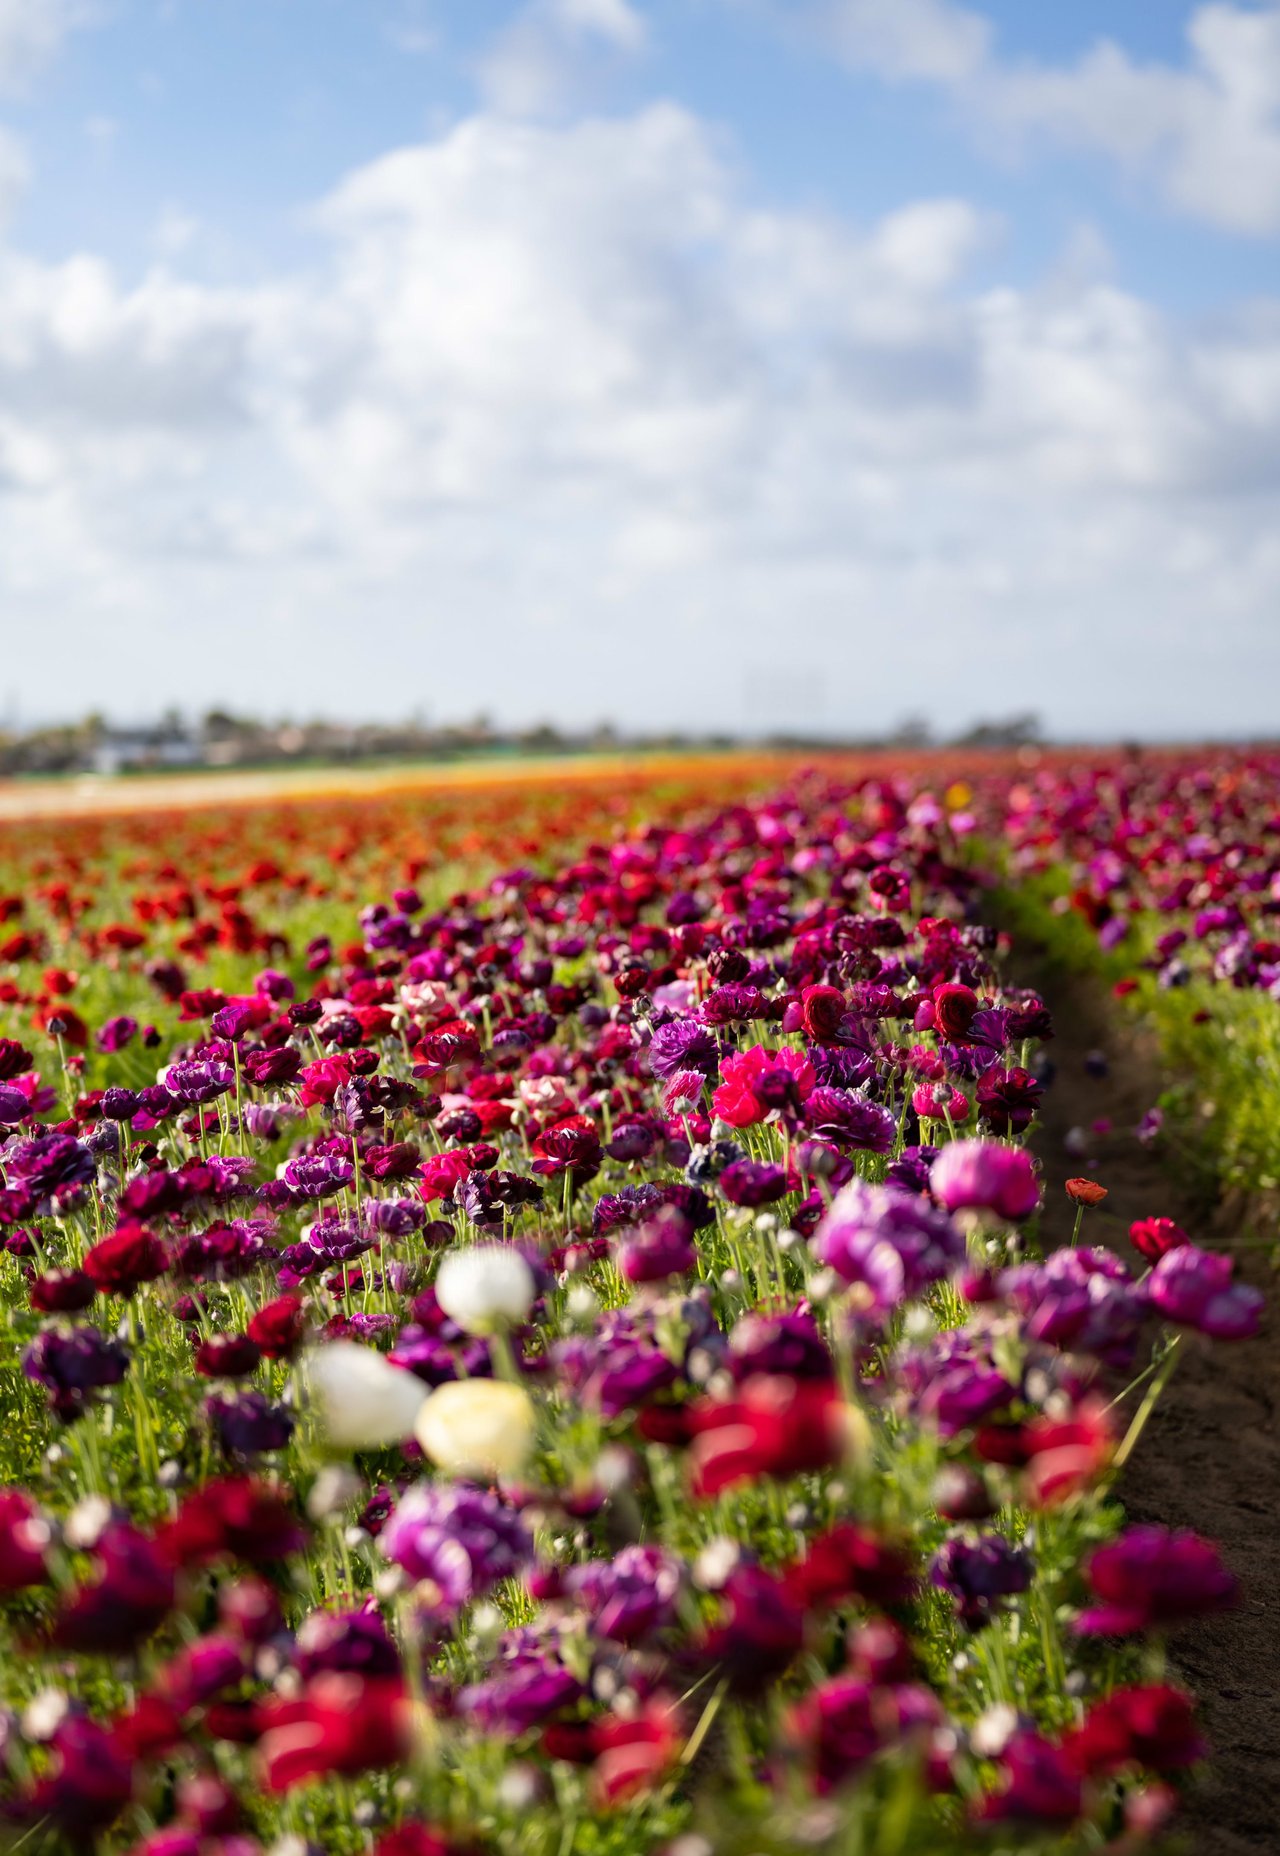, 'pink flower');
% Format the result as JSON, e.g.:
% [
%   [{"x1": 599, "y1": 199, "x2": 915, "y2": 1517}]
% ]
[{"x1": 711, "y1": 1043, "x2": 815, "y2": 1128}]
